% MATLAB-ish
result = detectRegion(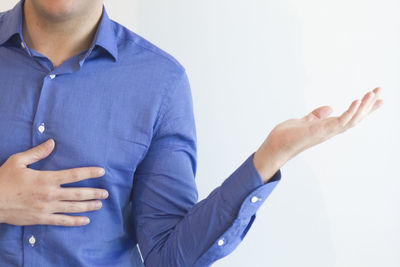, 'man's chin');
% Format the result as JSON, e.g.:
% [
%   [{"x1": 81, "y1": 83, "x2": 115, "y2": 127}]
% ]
[{"x1": 28, "y1": 0, "x2": 80, "y2": 22}]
